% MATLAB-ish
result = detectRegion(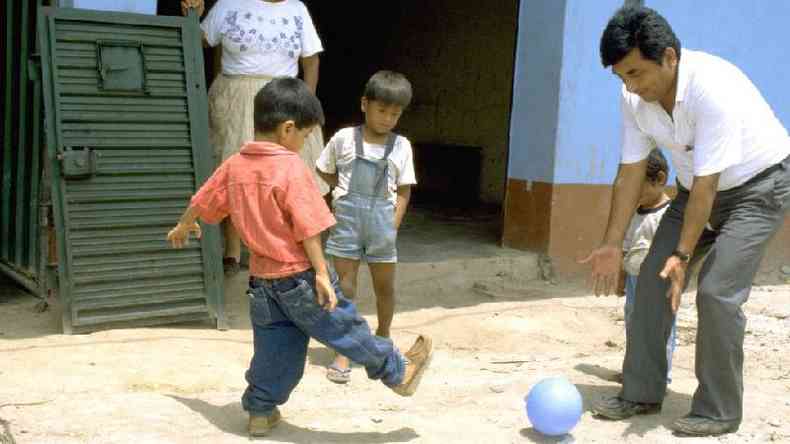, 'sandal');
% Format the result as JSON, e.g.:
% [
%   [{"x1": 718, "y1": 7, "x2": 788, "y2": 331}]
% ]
[{"x1": 326, "y1": 363, "x2": 351, "y2": 384}]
